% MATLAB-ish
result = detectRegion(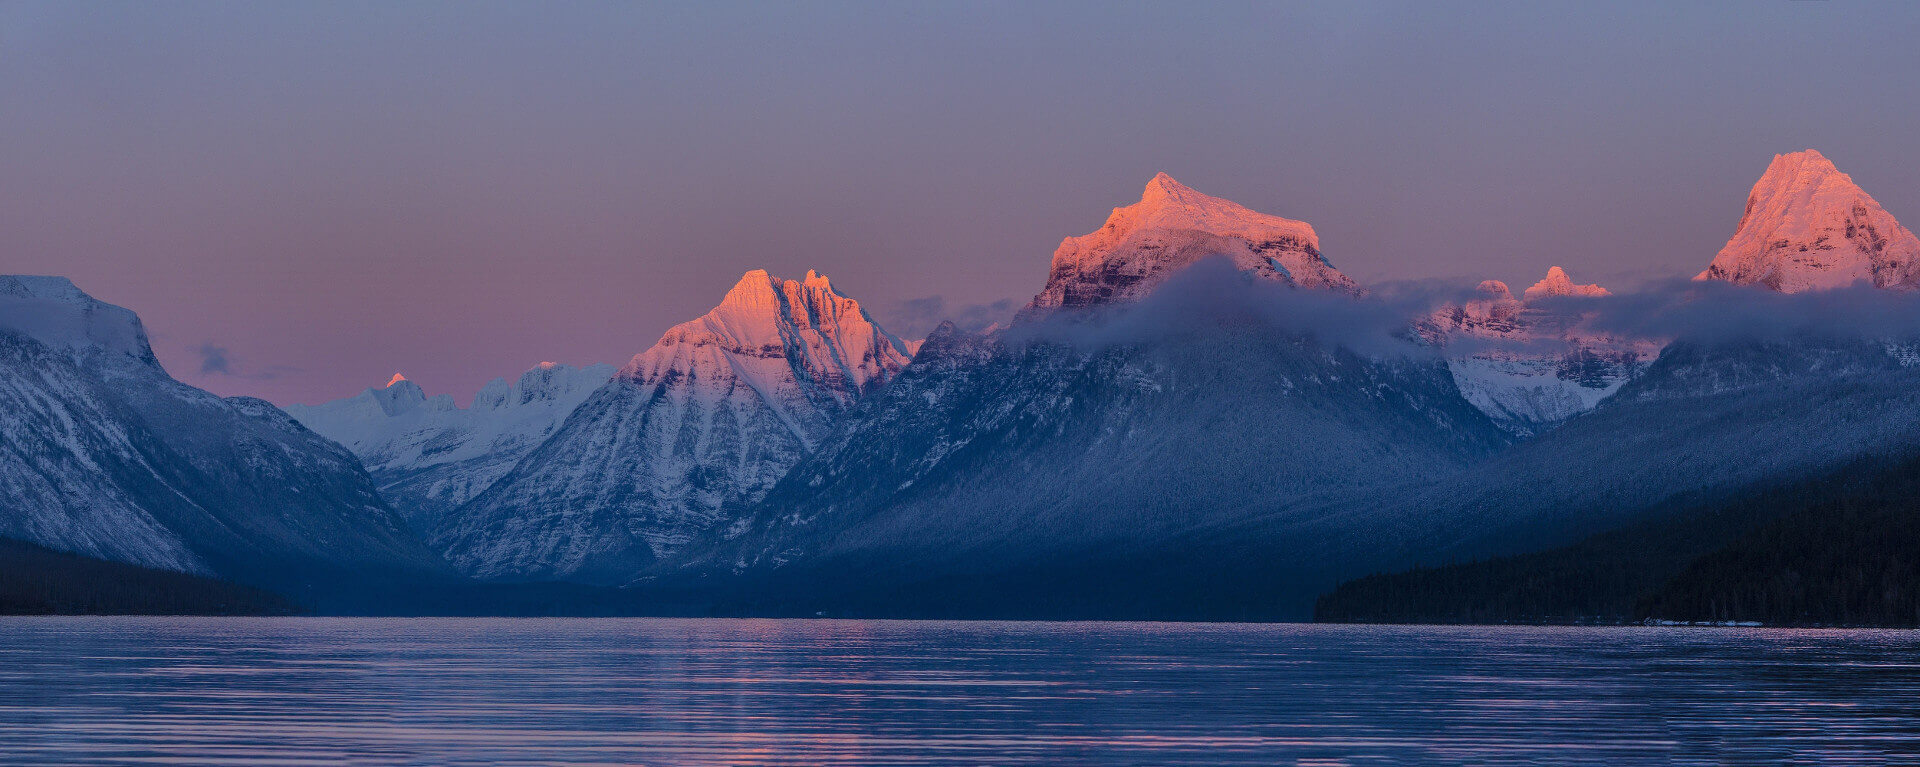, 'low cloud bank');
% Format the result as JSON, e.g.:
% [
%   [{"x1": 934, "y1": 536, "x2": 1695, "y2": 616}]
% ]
[
  {"x1": 1005, "y1": 259, "x2": 1920, "y2": 359},
  {"x1": 1571, "y1": 278, "x2": 1920, "y2": 344},
  {"x1": 1008, "y1": 258, "x2": 1446, "y2": 359}
]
